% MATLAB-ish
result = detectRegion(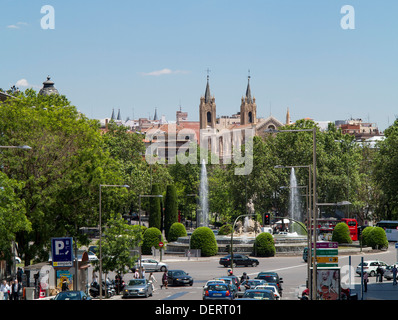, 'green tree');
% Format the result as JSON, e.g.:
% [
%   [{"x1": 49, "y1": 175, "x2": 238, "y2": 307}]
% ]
[
  {"x1": 96, "y1": 213, "x2": 142, "y2": 275},
  {"x1": 164, "y1": 185, "x2": 178, "y2": 240},
  {"x1": 373, "y1": 119, "x2": 398, "y2": 220},
  {"x1": 0, "y1": 89, "x2": 121, "y2": 265},
  {"x1": 149, "y1": 183, "x2": 162, "y2": 229},
  {"x1": 0, "y1": 172, "x2": 31, "y2": 262},
  {"x1": 254, "y1": 232, "x2": 275, "y2": 257}
]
